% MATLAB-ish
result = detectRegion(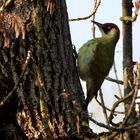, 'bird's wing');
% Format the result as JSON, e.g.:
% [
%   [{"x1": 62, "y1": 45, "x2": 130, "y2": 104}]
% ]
[{"x1": 77, "y1": 39, "x2": 101, "y2": 81}]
